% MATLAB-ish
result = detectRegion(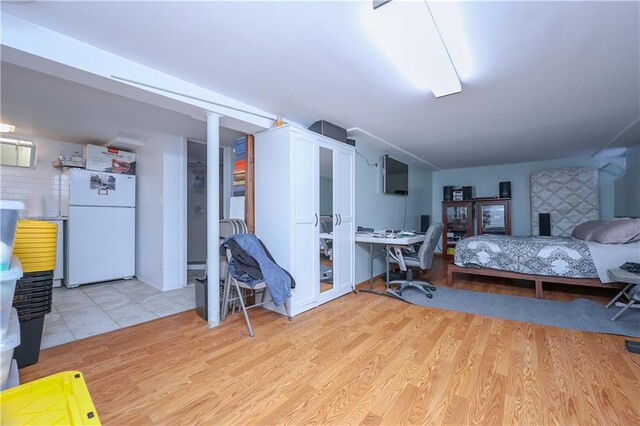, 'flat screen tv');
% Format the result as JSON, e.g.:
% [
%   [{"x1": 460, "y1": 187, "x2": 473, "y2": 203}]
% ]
[{"x1": 383, "y1": 155, "x2": 409, "y2": 195}]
